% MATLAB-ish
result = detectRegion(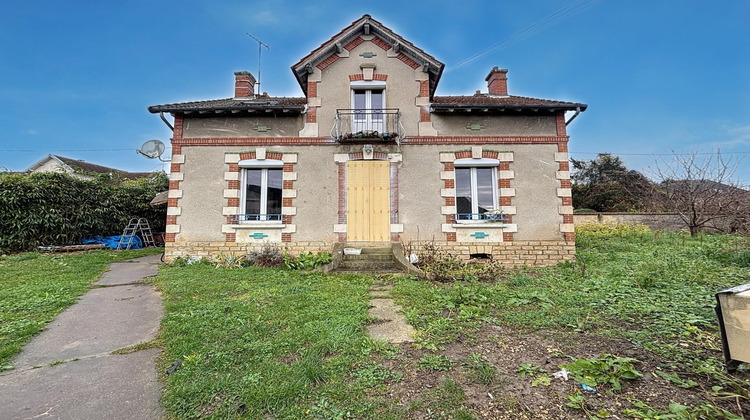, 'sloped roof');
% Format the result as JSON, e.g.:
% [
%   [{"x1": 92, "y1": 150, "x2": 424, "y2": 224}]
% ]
[
  {"x1": 148, "y1": 96, "x2": 306, "y2": 114},
  {"x1": 27, "y1": 155, "x2": 155, "y2": 180},
  {"x1": 431, "y1": 94, "x2": 587, "y2": 113},
  {"x1": 291, "y1": 14, "x2": 444, "y2": 99}
]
